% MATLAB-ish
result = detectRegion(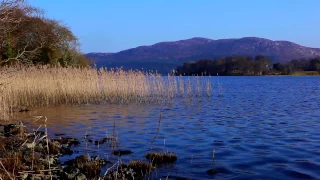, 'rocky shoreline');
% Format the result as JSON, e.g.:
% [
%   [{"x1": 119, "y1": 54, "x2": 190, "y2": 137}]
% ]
[{"x1": 0, "y1": 122, "x2": 157, "y2": 180}]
